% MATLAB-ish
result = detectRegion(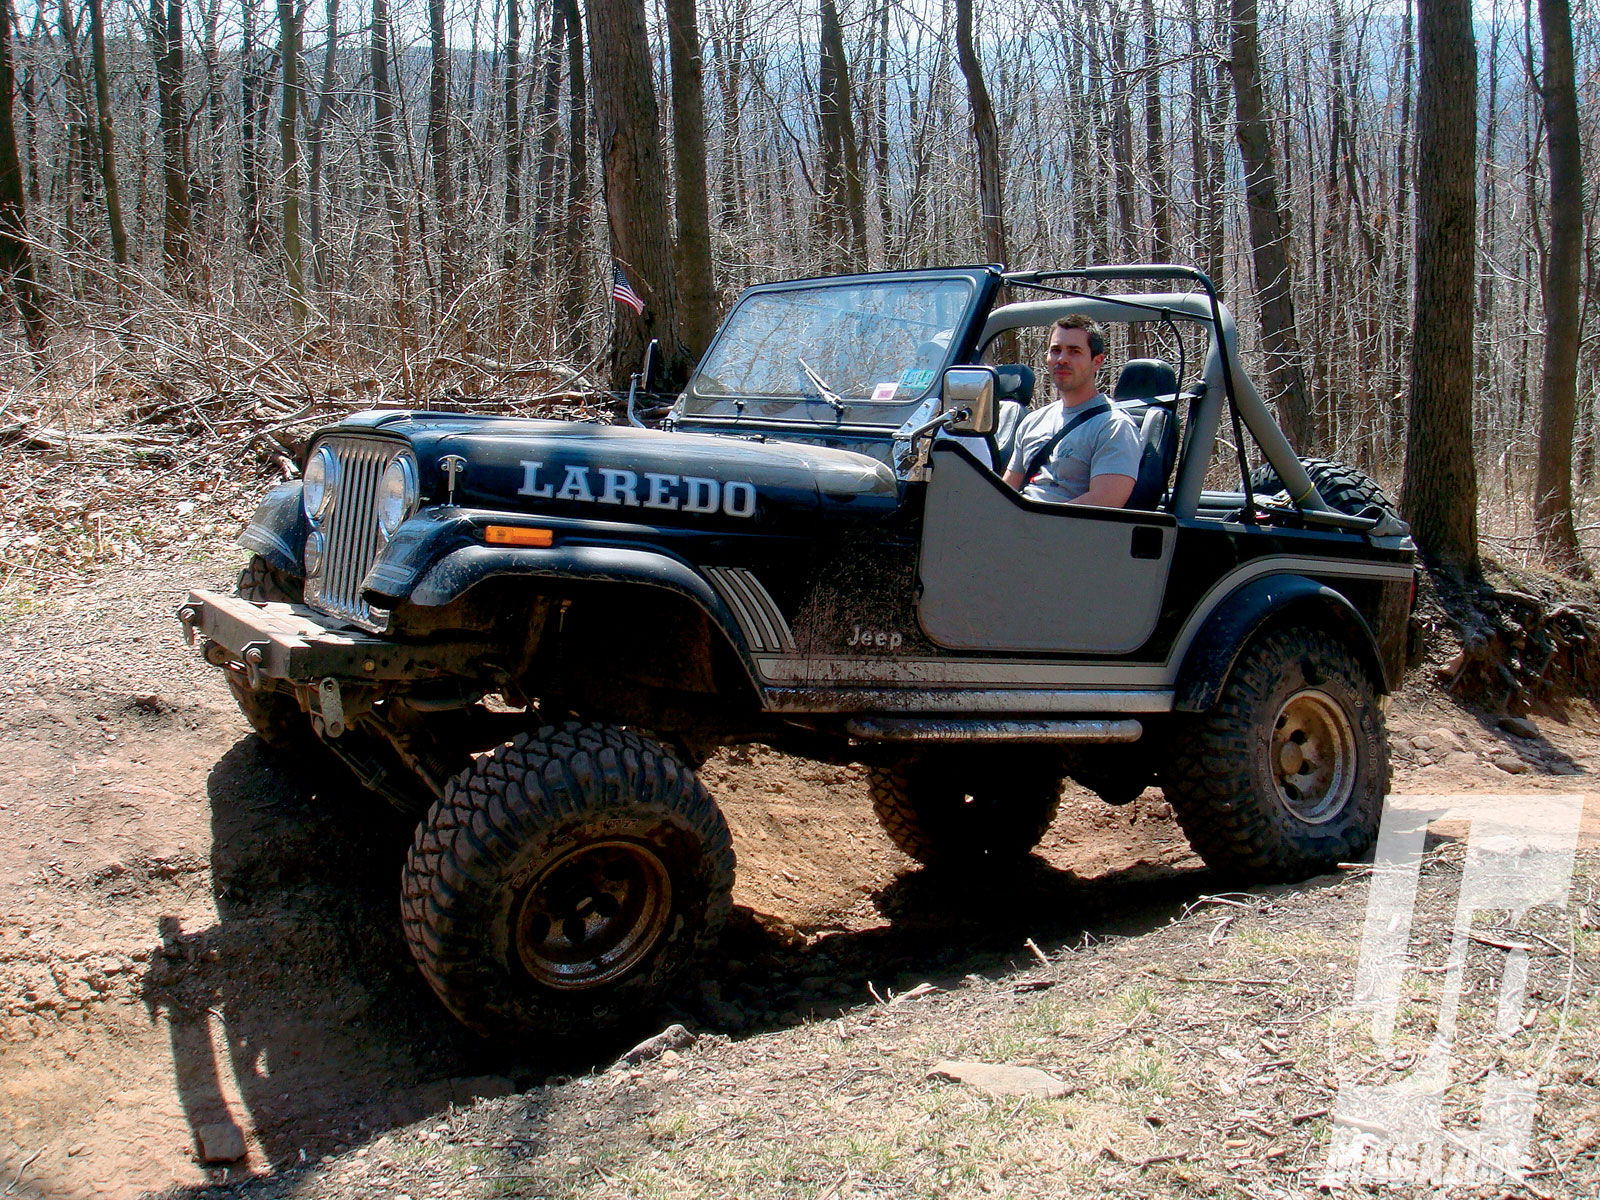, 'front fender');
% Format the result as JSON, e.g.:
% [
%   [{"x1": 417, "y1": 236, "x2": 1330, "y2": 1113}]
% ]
[
  {"x1": 1174, "y1": 574, "x2": 1388, "y2": 712},
  {"x1": 238, "y1": 482, "x2": 308, "y2": 578},
  {"x1": 398, "y1": 541, "x2": 756, "y2": 672}
]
